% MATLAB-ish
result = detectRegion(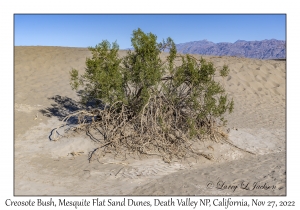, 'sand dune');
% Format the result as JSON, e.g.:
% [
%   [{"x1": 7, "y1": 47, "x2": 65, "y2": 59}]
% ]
[{"x1": 14, "y1": 46, "x2": 285, "y2": 195}]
